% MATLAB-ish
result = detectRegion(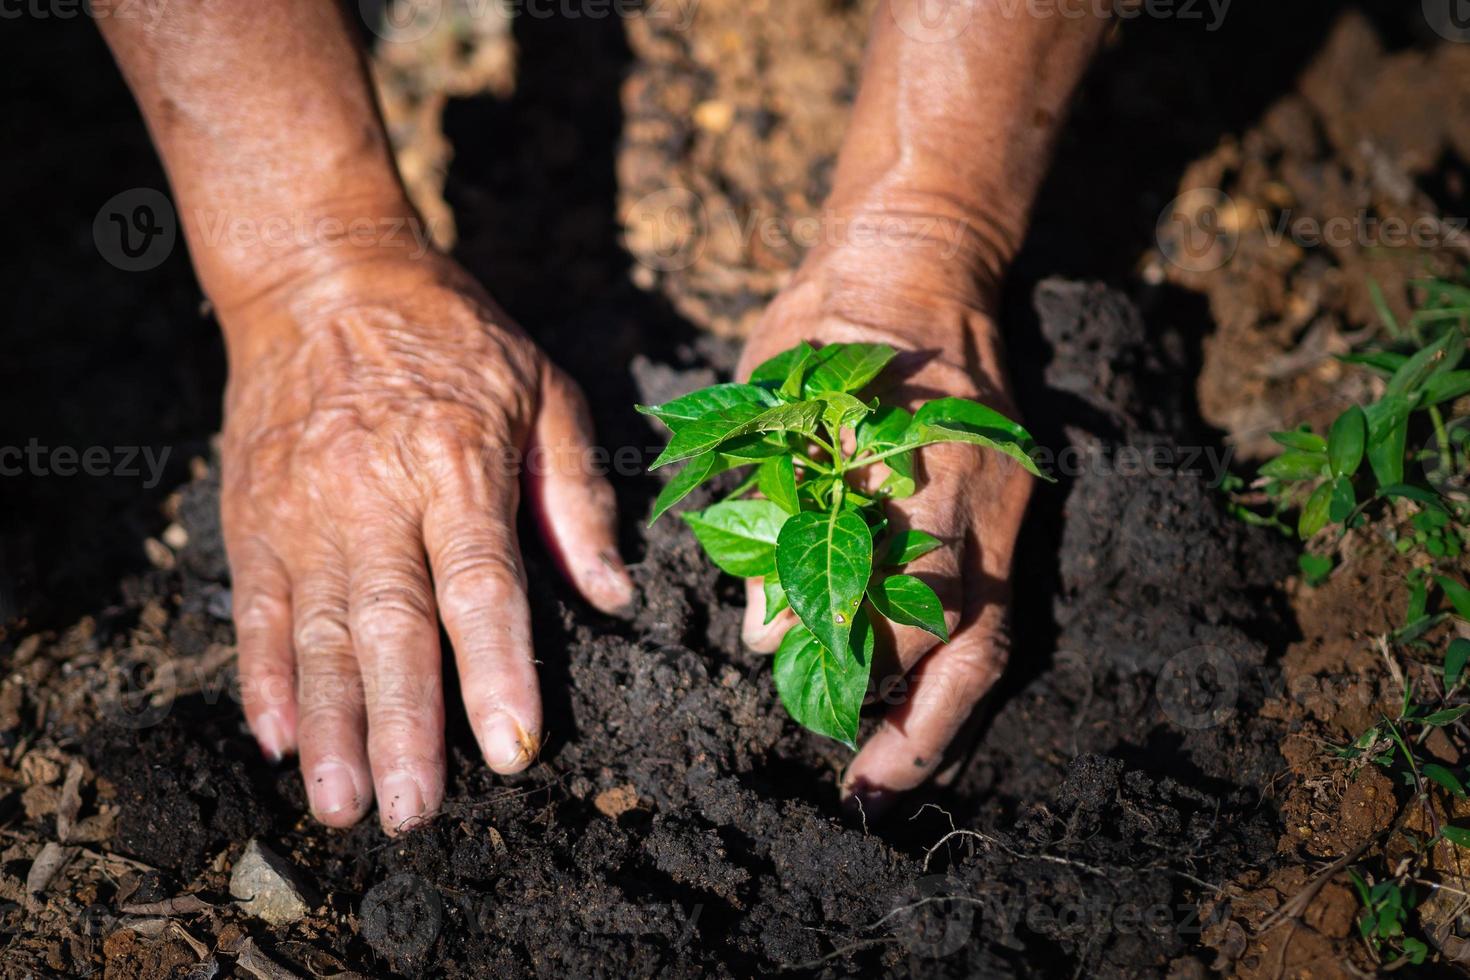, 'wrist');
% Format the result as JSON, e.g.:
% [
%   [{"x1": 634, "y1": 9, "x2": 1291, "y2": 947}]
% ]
[
  {"x1": 186, "y1": 192, "x2": 439, "y2": 319},
  {"x1": 753, "y1": 200, "x2": 1017, "y2": 411},
  {"x1": 816, "y1": 181, "x2": 1021, "y2": 294},
  {"x1": 788, "y1": 192, "x2": 1013, "y2": 343},
  {"x1": 209, "y1": 227, "x2": 472, "y2": 374}
]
